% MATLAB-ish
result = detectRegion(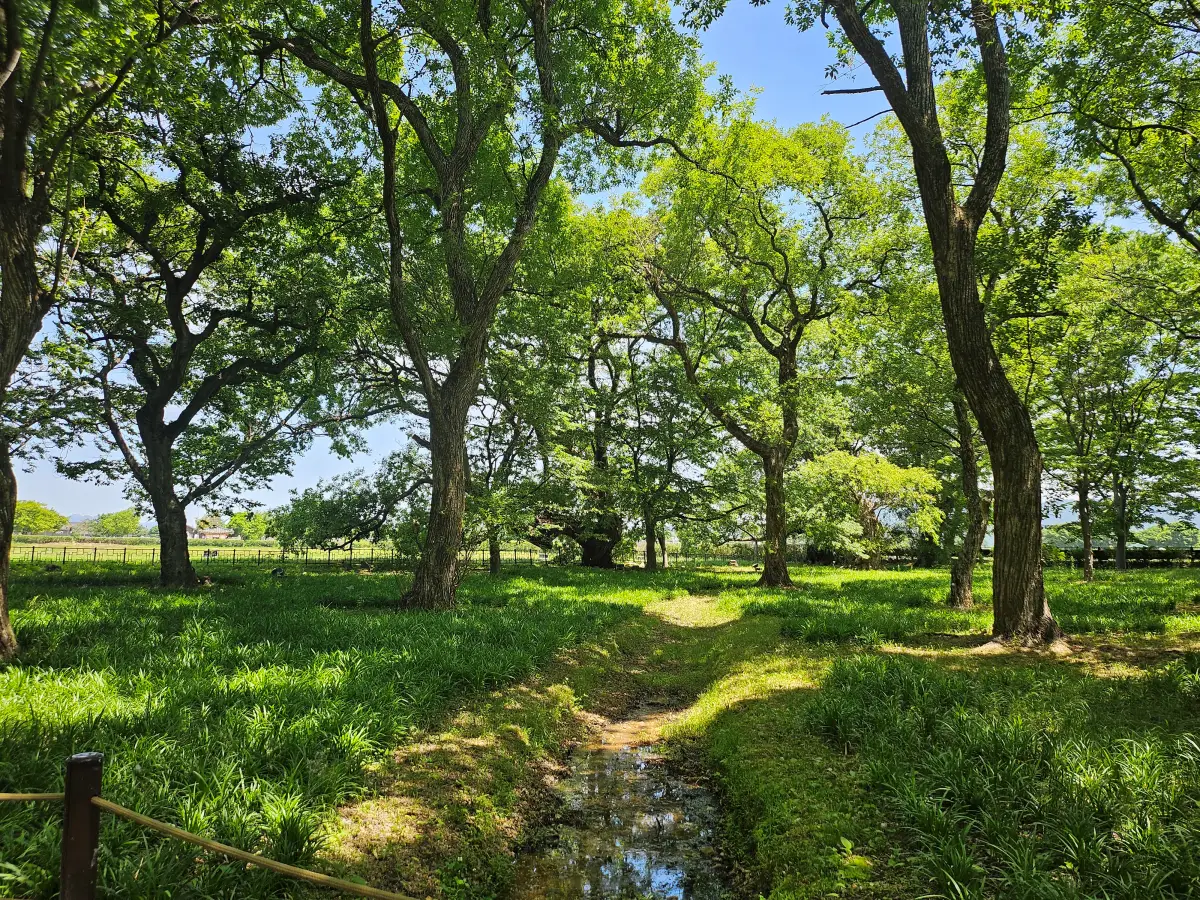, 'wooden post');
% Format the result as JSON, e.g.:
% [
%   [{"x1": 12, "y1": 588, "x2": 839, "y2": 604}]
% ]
[{"x1": 60, "y1": 752, "x2": 104, "y2": 900}]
